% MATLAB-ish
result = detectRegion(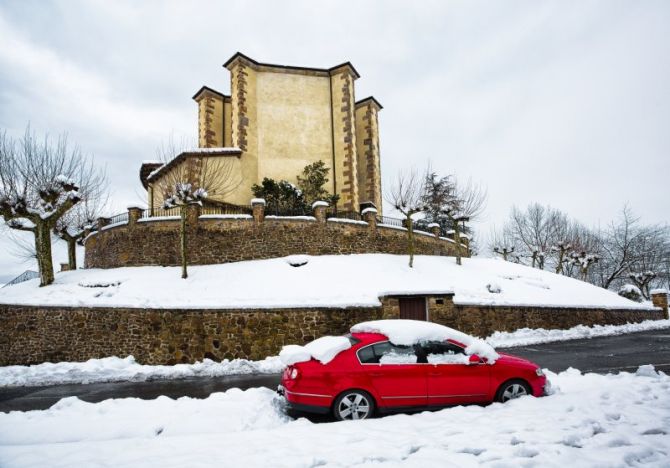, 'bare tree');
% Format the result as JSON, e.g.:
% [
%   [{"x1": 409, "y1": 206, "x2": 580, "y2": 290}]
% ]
[
  {"x1": 489, "y1": 225, "x2": 520, "y2": 262},
  {"x1": 422, "y1": 172, "x2": 487, "y2": 265},
  {"x1": 509, "y1": 204, "x2": 567, "y2": 269},
  {"x1": 54, "y1": 195, "x2": 107, "y2": 270},
  {"x1": 153, "y1": 138, "x2": 241, "y2": 278},
  {"x1": 628, "y1": 271, "x2": 656, "y2": 299},
  {"x1": 0, "y1": 127, "x2": 101, "y2": 286},
  {"x1": 386, "y1": 169, "x2": 425, "y2": 268}
]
